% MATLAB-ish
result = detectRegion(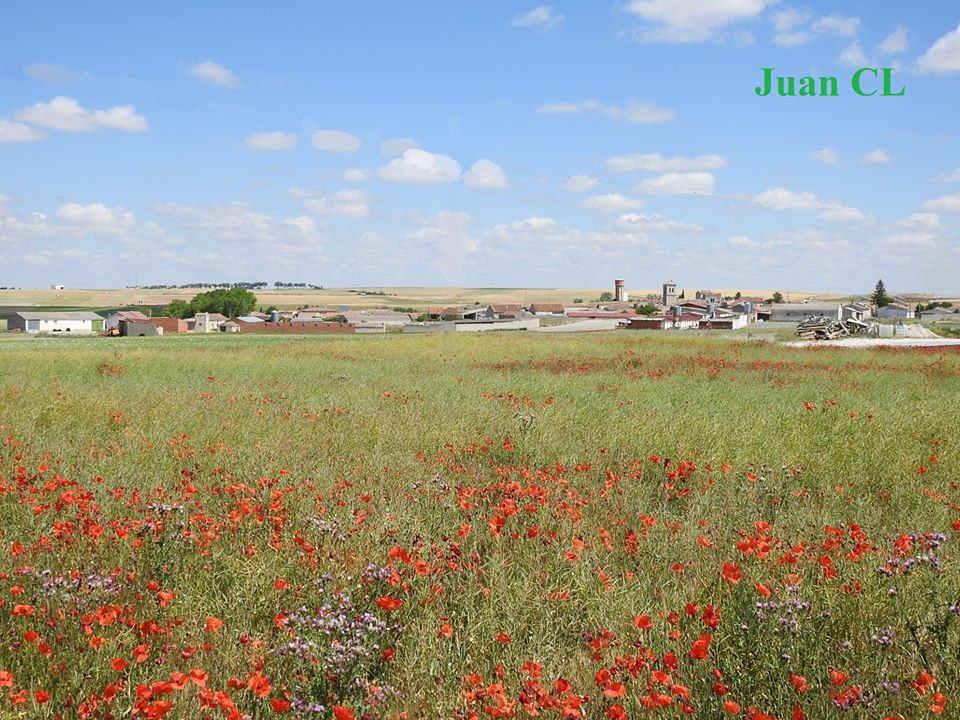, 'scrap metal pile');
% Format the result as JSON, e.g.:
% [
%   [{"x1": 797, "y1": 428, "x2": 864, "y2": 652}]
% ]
[{"x1": 795, "y1": 316, "x2": 871, "y2": 340}]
